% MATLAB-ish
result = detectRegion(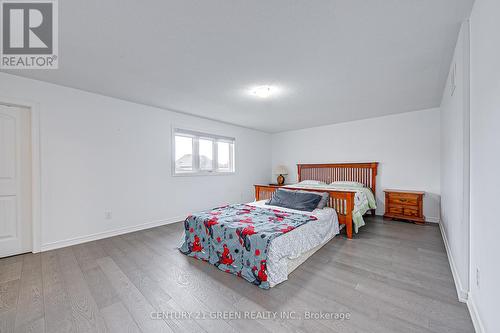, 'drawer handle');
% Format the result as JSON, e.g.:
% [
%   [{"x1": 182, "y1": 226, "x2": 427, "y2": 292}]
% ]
[{"x1": 399, "y1": 198, "x2": 407, "y2": 202}]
